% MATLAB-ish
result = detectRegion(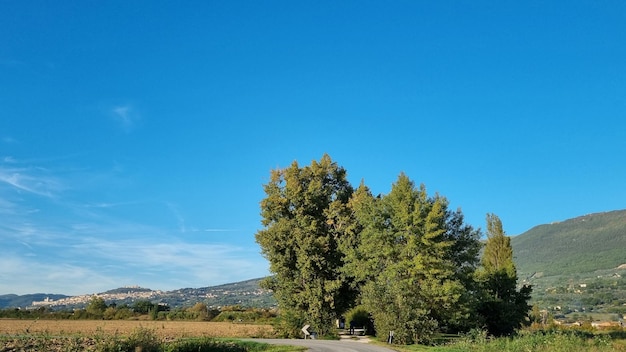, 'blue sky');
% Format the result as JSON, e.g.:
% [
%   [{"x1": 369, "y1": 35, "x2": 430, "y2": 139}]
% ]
[{"x1": 1, "y1": 1, "x2": 625, "y2": 295}]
